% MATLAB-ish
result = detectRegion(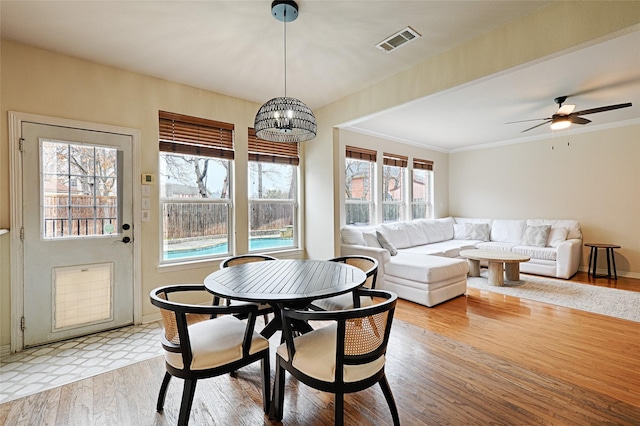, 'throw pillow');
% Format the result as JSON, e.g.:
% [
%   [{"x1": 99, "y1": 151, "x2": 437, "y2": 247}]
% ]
[
  {"x1": 521, "y1": 225, "x2": 551, "y2": 247},
  {"x1": 546, "y1": 227, "x2": 569, "y2": 248},
  {"x1": 465, "y1": 223, "x2": 491, "y2": 241},
  {"x1": 453, "y1": 224, "x2": 465, "y2": 239},
  {"x1": 363, "y1": 230, "x2": 382, "y2": 248},
  {"x1": 341, "y1": 227, "x2": 365, "y2": 246},
  {"x1": 376, "y1": 231, "x2": 398, "y2": 256}
]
